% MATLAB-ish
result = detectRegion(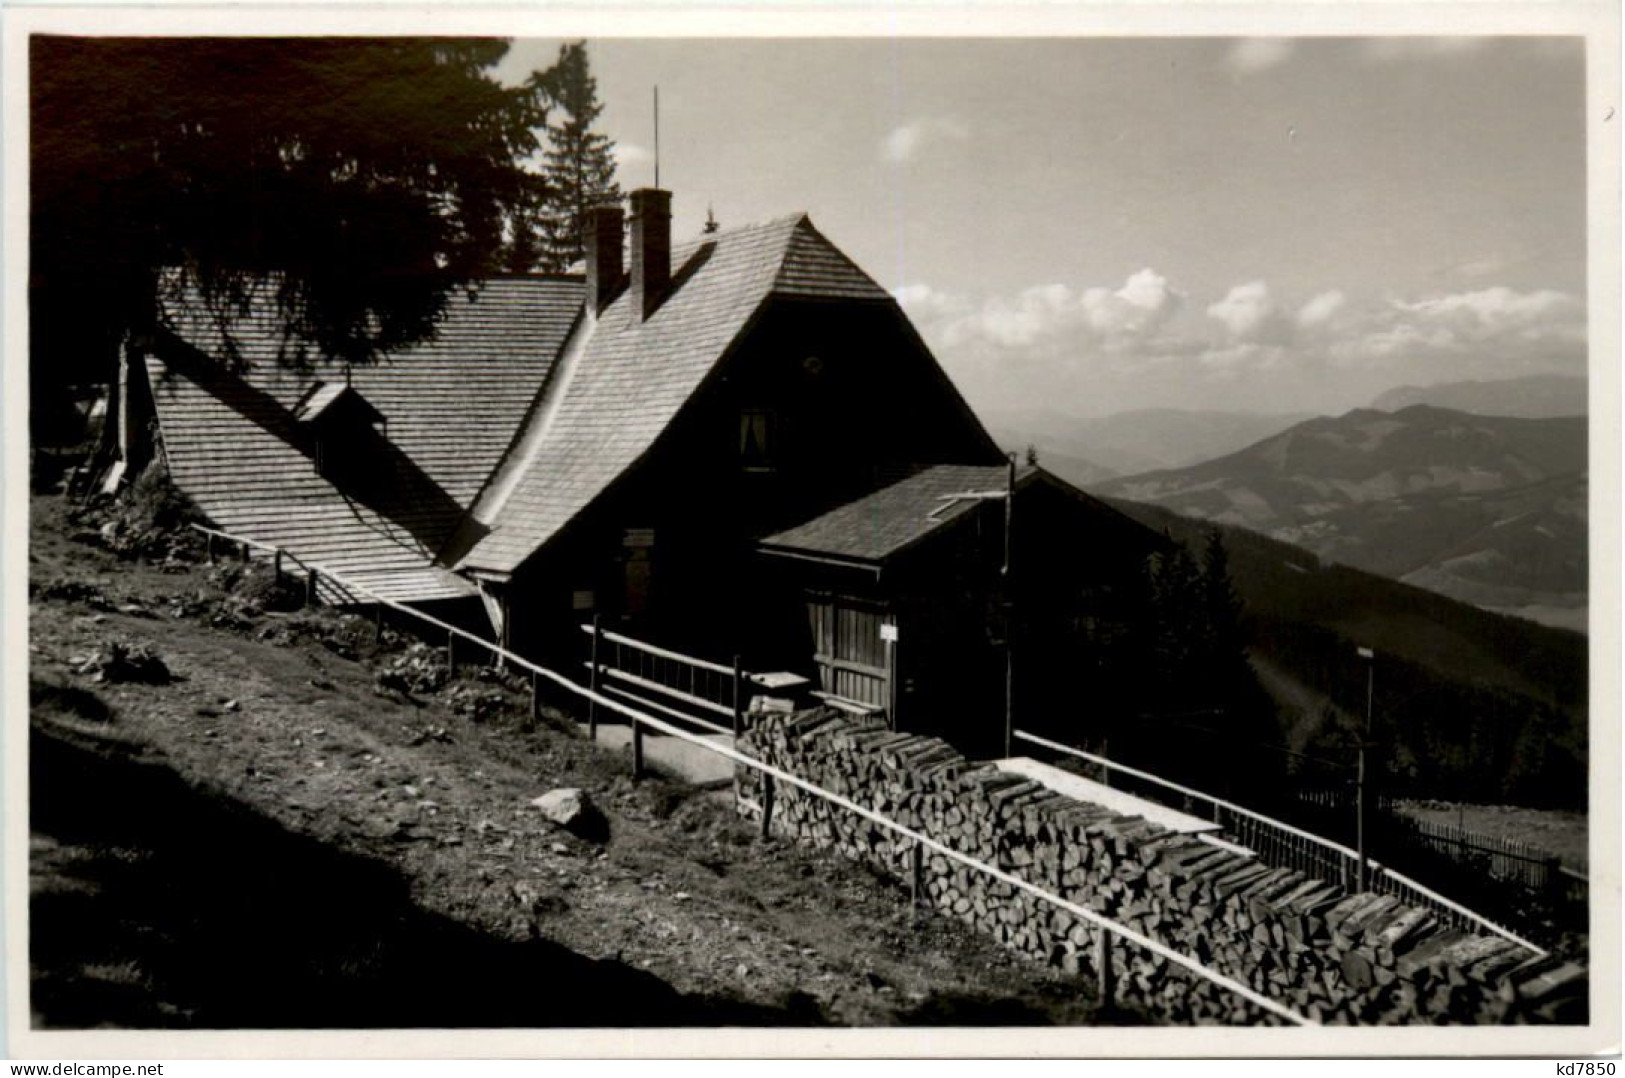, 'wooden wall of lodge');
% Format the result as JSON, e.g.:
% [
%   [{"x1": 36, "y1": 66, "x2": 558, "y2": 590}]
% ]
[{"x1": 487, "y1": 297, "x2": 1001, "y2": 666}]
